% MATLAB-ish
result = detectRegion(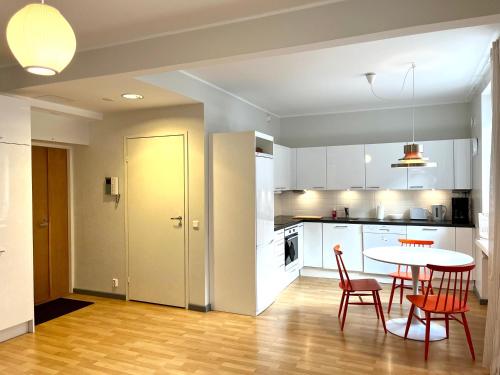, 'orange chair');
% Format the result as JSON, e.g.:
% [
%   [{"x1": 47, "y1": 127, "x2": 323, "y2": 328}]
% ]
[
  {"x1": 404, "y1": 262, "x2": 476, "y2": 360},
  {"x1": 387, "y1": 239, "x2": 434, "y2": 313},
  {"x1": 334, "y1": 245, "x2": 386, "y2": 333}
]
